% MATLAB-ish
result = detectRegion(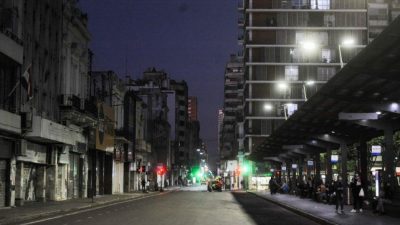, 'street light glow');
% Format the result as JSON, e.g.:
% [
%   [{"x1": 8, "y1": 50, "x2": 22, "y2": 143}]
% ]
[
  {"x1": 300, "y1": 41, "x2": 318, "y2": 51},
  {"x1": 277, "y1": 82, "x2": 288, "y2": 90},
  {"x1": 196, "y1": 148, "x2": 200, "y2": 152},
  {"x1": 305, "y1": 80, "x2": 315, "y2": 86},
  {"x1": 264, "y1": 103, "x2": 273, "y2": 111},
  {"x1": 376, "y1": 111, "x2": 382, "y2": 115},
  {"x1": 341, "y1": 38, "x2": 355, "y2": 47}
]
